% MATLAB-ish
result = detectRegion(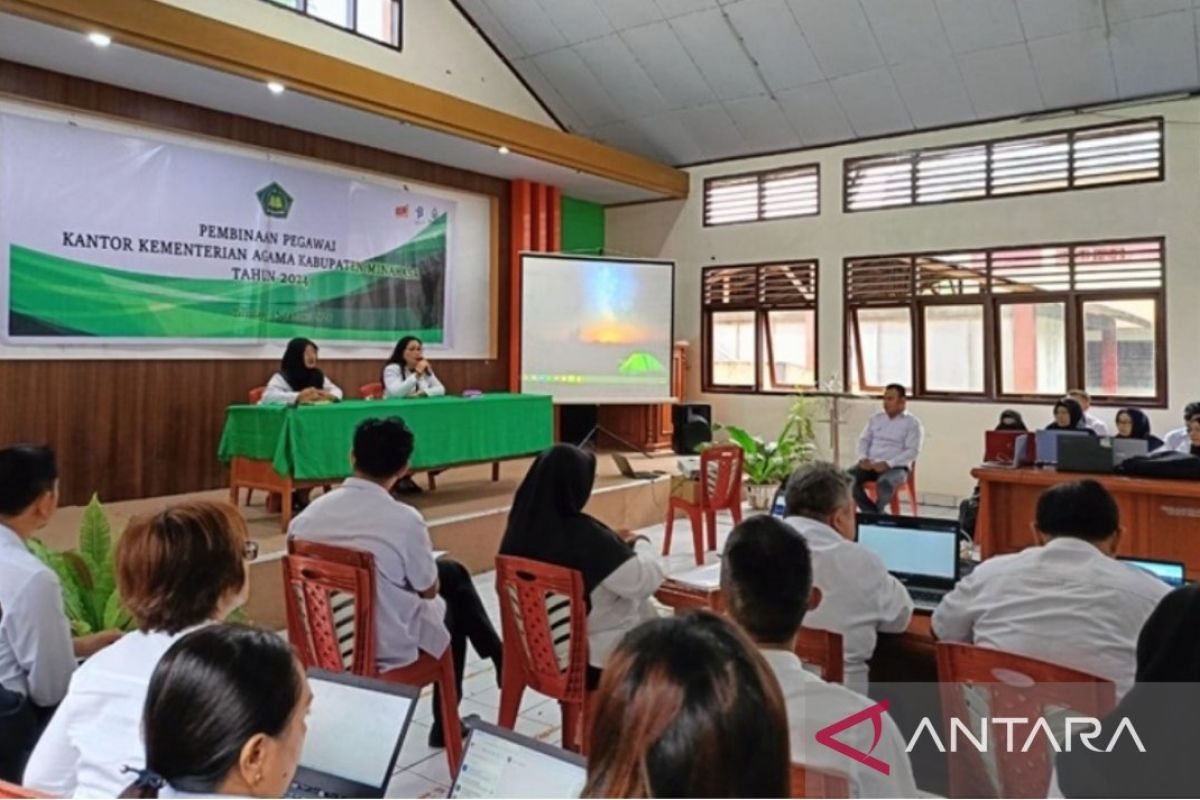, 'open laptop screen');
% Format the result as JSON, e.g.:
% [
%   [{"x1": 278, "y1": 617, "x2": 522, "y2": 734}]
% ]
[
  {"x1": 1119, "y1": 557, "x2": 1187, "y2": 588},
  {"x1": 856, "y1": 516, "x2": 958, "y2": 582},
  {"x1": 451, "y1": 721, "x2": 587, "y2": 799},
  {"x1": 299, "y1": 674, "x2": 416, "y2": 790}
]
